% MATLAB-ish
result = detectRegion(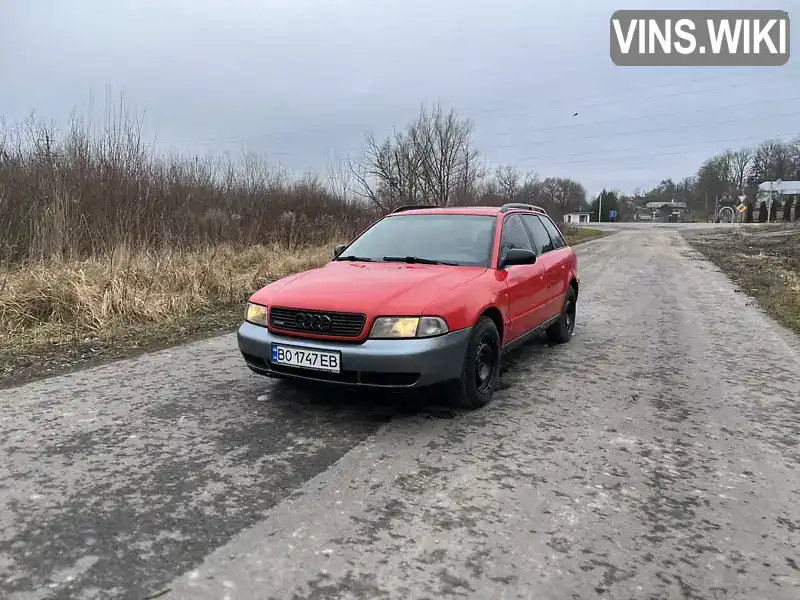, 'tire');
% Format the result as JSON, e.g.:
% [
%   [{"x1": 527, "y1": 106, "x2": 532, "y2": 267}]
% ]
[
  {"x1": 447, "y1": 317, "x2": 502, "y2": 409},
  {"x1": 546, "y1": 285, "x2": 577, "y2": 344}
]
